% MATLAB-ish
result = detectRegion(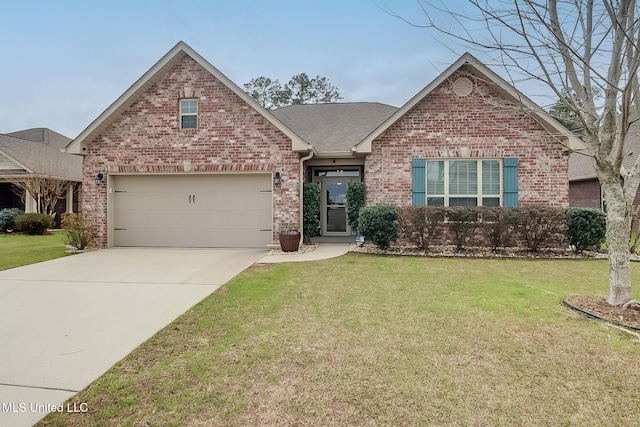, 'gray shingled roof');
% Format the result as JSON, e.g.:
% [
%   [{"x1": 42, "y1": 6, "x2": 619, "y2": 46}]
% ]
[
  {"x1": 0, "y1": 128, "x2": 82, "y2": 181},
  {"x1": 569, "y1": 120, "x2": 640, "y2": 181},
  {"x1": 271, "y1": 102, "x2": 398, "y2": 154}
]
